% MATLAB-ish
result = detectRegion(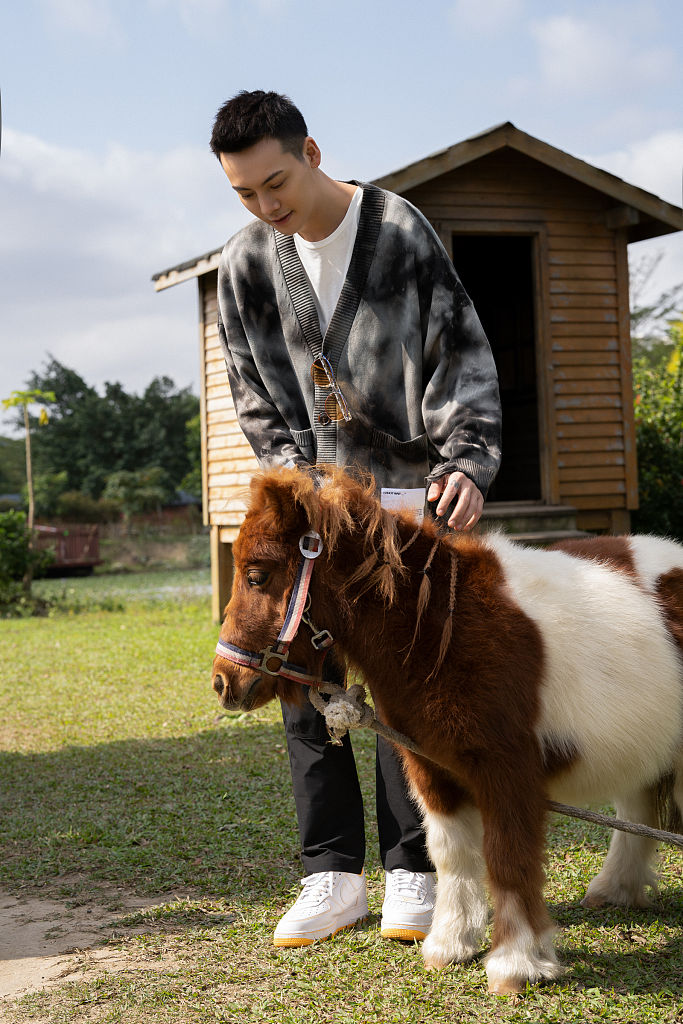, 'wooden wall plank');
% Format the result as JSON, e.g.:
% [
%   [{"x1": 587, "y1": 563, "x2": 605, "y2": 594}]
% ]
[
  {"x1": 549, "y1": 265, "x2": 615, "y2": 280},
  {"x1": 550, "y1": 309, "x2": 618, "y2": 323},
  {"x1": 550, "y1": 279, "x2": 617, "y2": 294},
  {"x1": 556, "y1": 394, "x2": 622, "y2": 408},
  {"x1": 557, "y1": 421, "x2": 623, "y2": 437},
  {"x1": 558, "y1": 451, "x2": 625, "y2": 466},
  {"x1": 558, "y1": 436, "x2": 625, "y2": 452},
  {"x1": 572, "y1": 495, "x2": 626, "y2": 510},
  {"x1": 559, "y1": 466, "x2": 626, "y2": 482},
  {"x1": 554, "y1": 366, "x2": 620, "y2": 380},
  {"x1": 553, "y1": 351, "x2": 619, "y2": 365},
  {"x1": 198, "y1": 275, "x2": 210, "y2": 526},
  {"x1": 550, "y1": 295, "x2": 618, "y2": 310},
  {"x1": 556, "y1": 409, "x2": 623, "y2": 423},
  {"x1": 562, "y1": 479, "x2": 626, "y2": 495},
  {"x1": 555, "y1": 380, "x2": 622, "y2": 395},
  {"x1": 549, "y1": 252, "x2": 615, "y2": 266}
]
